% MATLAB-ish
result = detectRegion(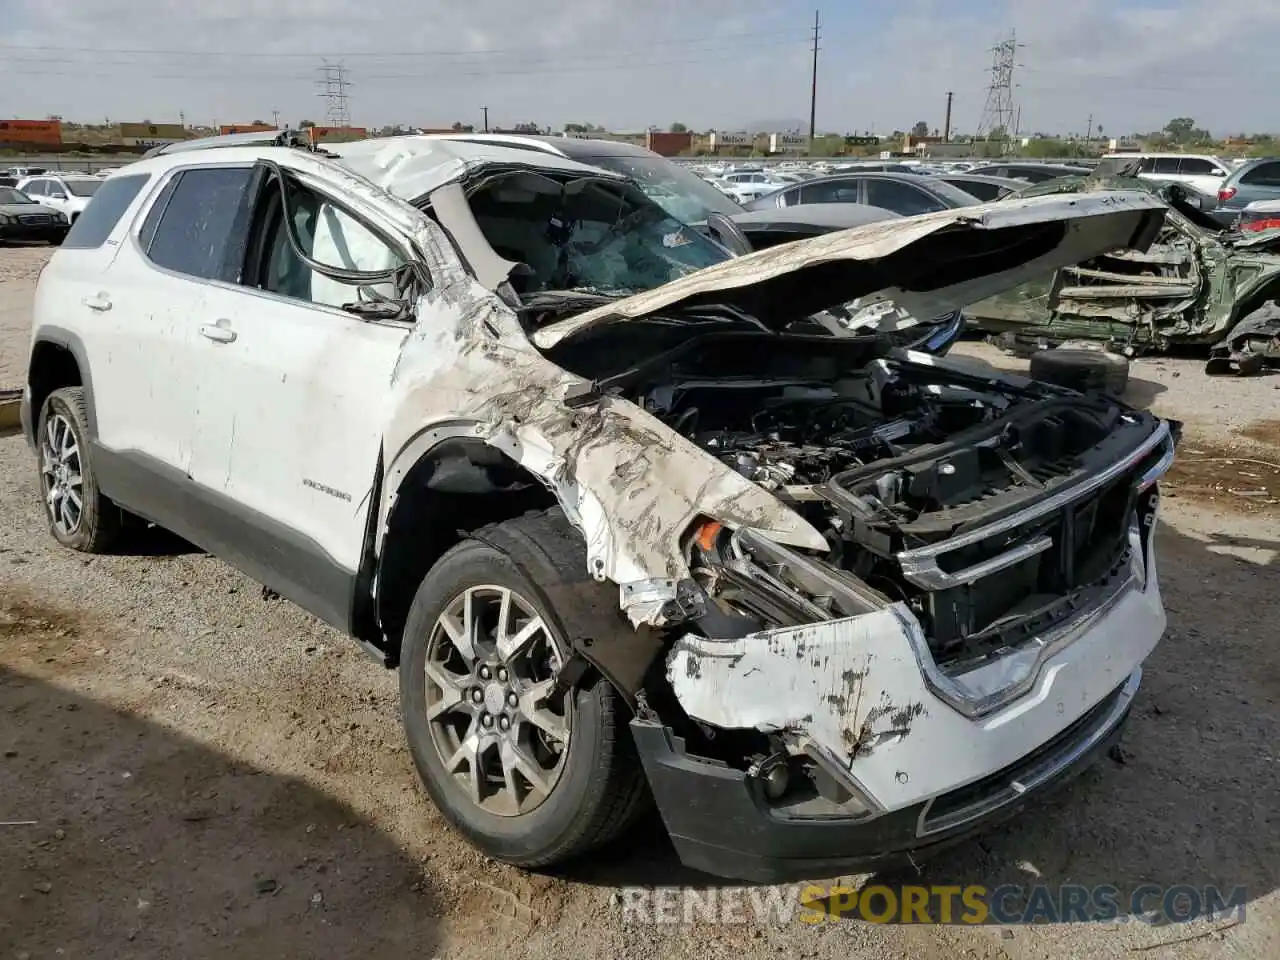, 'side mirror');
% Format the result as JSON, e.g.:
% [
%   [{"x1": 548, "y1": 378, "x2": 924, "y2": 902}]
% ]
[
  {"x1": 49, "y1": 191, "x2": 66, "y2": 199},
  {"x1": 705, "y1": 213, "x2": 754, "y2": 256}
]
